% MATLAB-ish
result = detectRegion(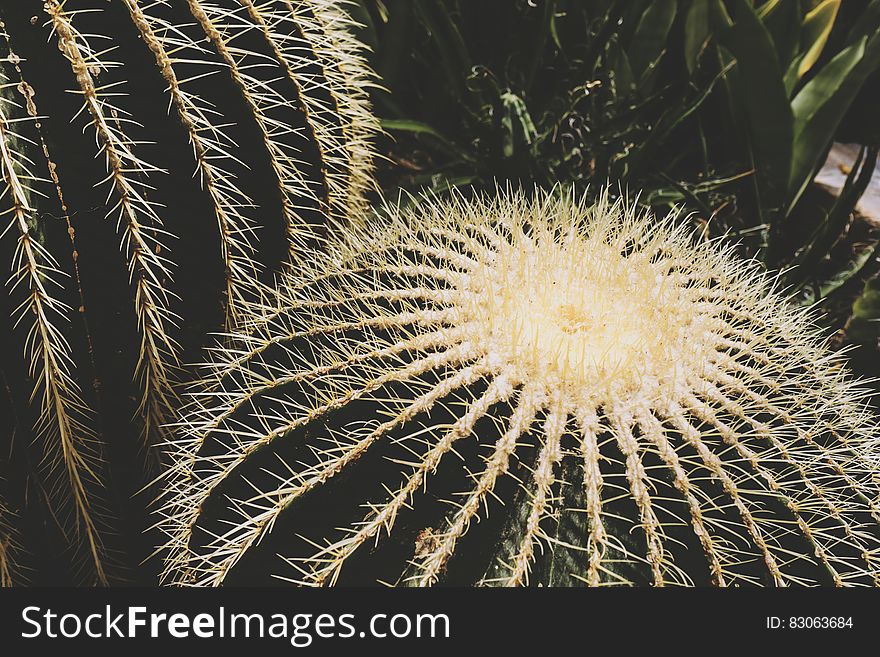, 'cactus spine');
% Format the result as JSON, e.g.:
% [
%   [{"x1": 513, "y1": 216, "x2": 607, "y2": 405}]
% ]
[
  {"x1": 0, "y1": 0, "x2": 376, "y2": 584},
  {"x1": 161, "y1": 189, "x2": 880, "y2": 587},
  {"x1": 0, "y1": 490, "x2": 20, "y2": 586}
]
